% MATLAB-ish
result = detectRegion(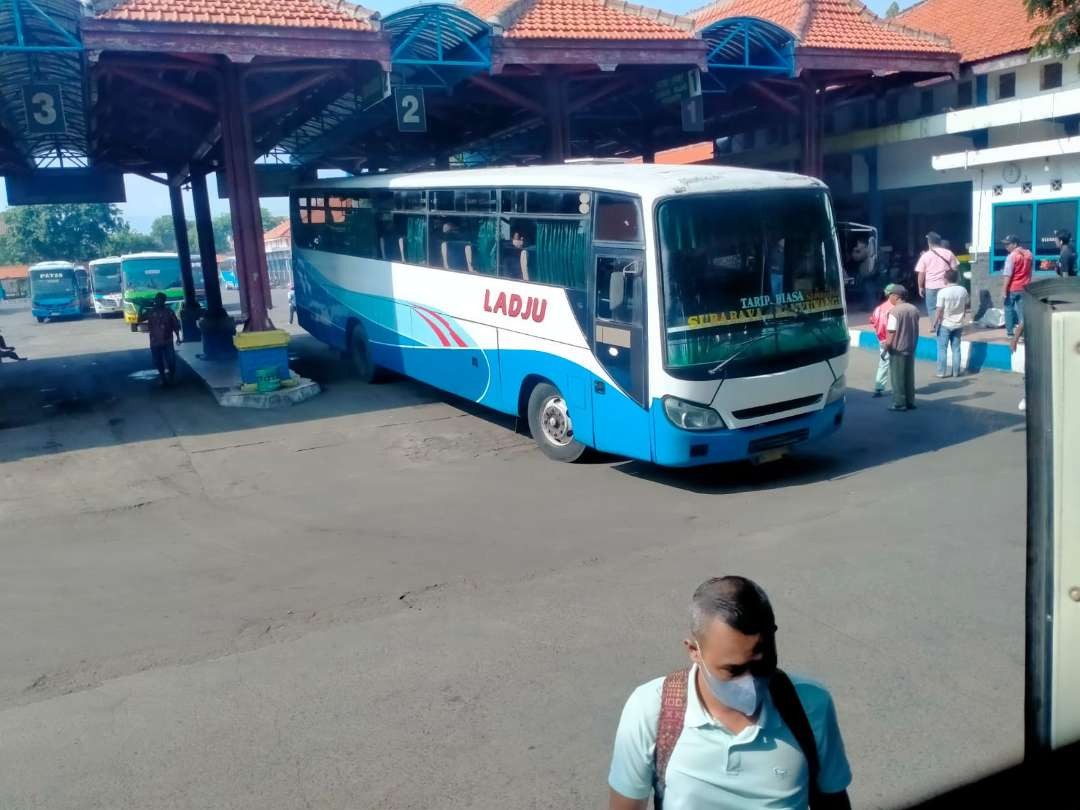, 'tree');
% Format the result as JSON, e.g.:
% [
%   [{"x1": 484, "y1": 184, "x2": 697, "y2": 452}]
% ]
[
  {"x1": 149, "y1": 215, "x2": 179, "y2": 251},
  {"x1": 1026, "y1": 0, "x2": 1080, "y2": 55},
  {"x1": 144, "y1": 206, "x2": 284, "y2": 258},
  {"x1": 884, "y1": 1, "x2": 900, "y2": 18},
  {"x1": 0, "y1": 204, "x2": 125, "y2": 263},
  {"x1": 105, "y1": 226, "x2": 164, "y2": 256}
]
